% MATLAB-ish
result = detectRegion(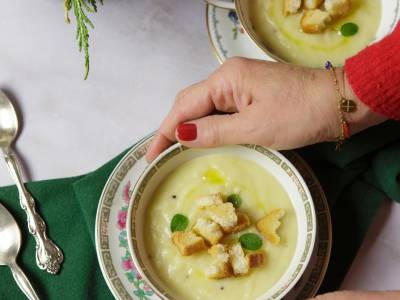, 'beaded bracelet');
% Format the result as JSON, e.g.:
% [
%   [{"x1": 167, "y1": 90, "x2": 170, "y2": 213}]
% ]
[{"x1": 324, "y1": 61, "x2": 357, "y2": 151}]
